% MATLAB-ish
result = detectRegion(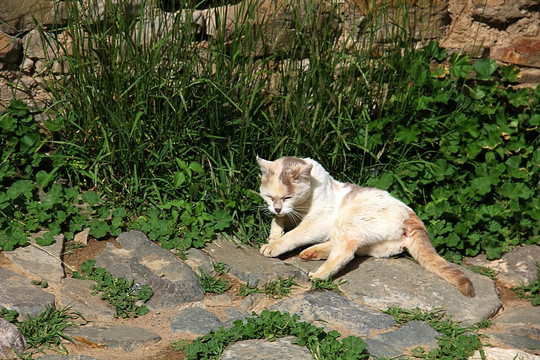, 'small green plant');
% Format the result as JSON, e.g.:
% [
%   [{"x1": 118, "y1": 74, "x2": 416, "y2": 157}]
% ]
[
  {"x1": 310, "y1": 278, "x2": 347, "y2": 292},
  {"x1": 197, "y1": 267, "x2": 230, "y2": 294},
  {"x1": 264, "y1": 277, "x2": 299, "y2": 299},
  {"x1": 171, "y1": 339, "x2": 191, "y2": 351},
  {"x1": 212, "y1": 261, "x2": 229, "y2": 275},
  {"x1": 30, "y1": 280, "x2": 49, "y2": 288},
  {"x1": 239, "y1": 283, "x2": 261, "y2": 296},
  {"x1": 0, "y1": 307, "x2": 20, "y2": 323},
  {"x1": 512, "y1": 262, "x2": 540, "y2": 306},
  {"x1": 73, "y1": 259, "x2": 153, "y2": 318},
  {"x1": 384, "y1": 306, "x2": 485, "y2": 359},
  {"x1": 183, "y1": 310, "x2": 368, "y2": 359},
  {"x1": 1, "y1": 306, "x2": 83, "y2": 358},
  {"x1": 465, "y1": 265, "x2": 497, "y2": 279}
]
